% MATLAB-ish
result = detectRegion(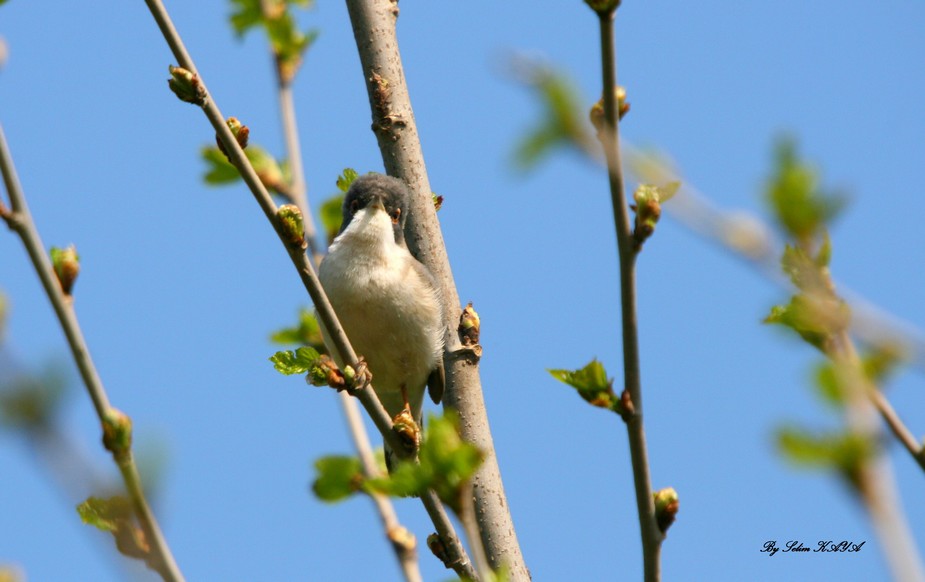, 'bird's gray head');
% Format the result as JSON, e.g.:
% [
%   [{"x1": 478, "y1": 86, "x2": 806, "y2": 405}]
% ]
[{"x1": 339, "y1": 173, "x2": 410, "y2": 245}]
